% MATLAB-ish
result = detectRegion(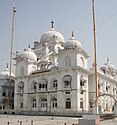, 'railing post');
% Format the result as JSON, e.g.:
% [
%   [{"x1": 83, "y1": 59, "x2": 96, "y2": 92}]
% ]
[
  {"x1": 20, "y1": 121, "x2": 22, "y2": 125},
  {"x1": 31, "y1": 120, "x2": 33, "y2": 125}
]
